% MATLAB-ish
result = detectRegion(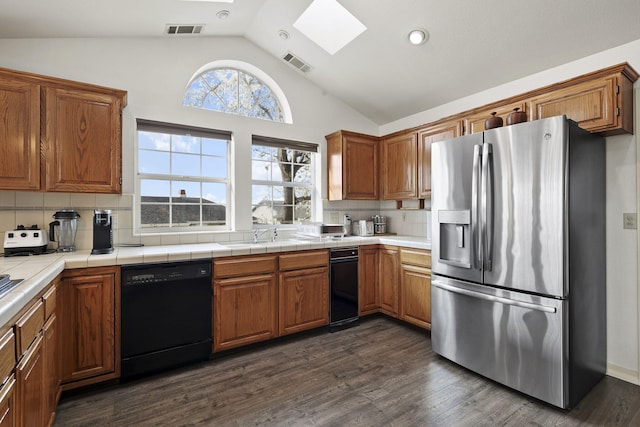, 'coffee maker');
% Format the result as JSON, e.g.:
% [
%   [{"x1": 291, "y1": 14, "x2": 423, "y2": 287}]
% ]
[{"x1": 91, "y1": 210, "x2": 114, "y2": 255}]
